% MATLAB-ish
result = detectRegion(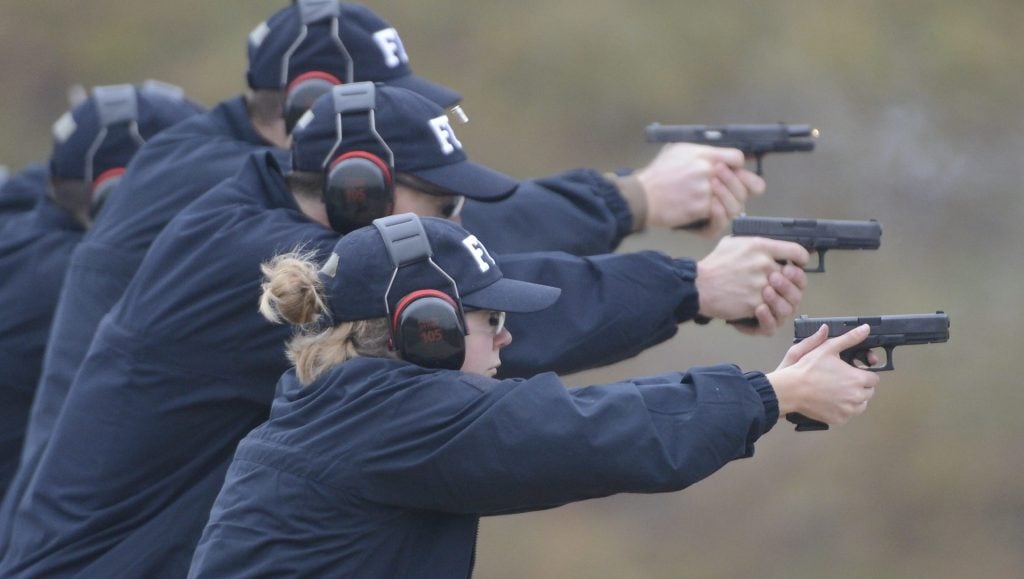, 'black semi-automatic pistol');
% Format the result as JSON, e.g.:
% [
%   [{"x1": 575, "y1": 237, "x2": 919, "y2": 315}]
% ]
[
  {"x1": 787, "y1": 312, "x2": 951, "y2": 432},
  {"x1": 731, "y1": 216, "x2": 882, "y2": 273},
  {"x1": 645, "y1": 123, "x2": 819, "y2": 175}
]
